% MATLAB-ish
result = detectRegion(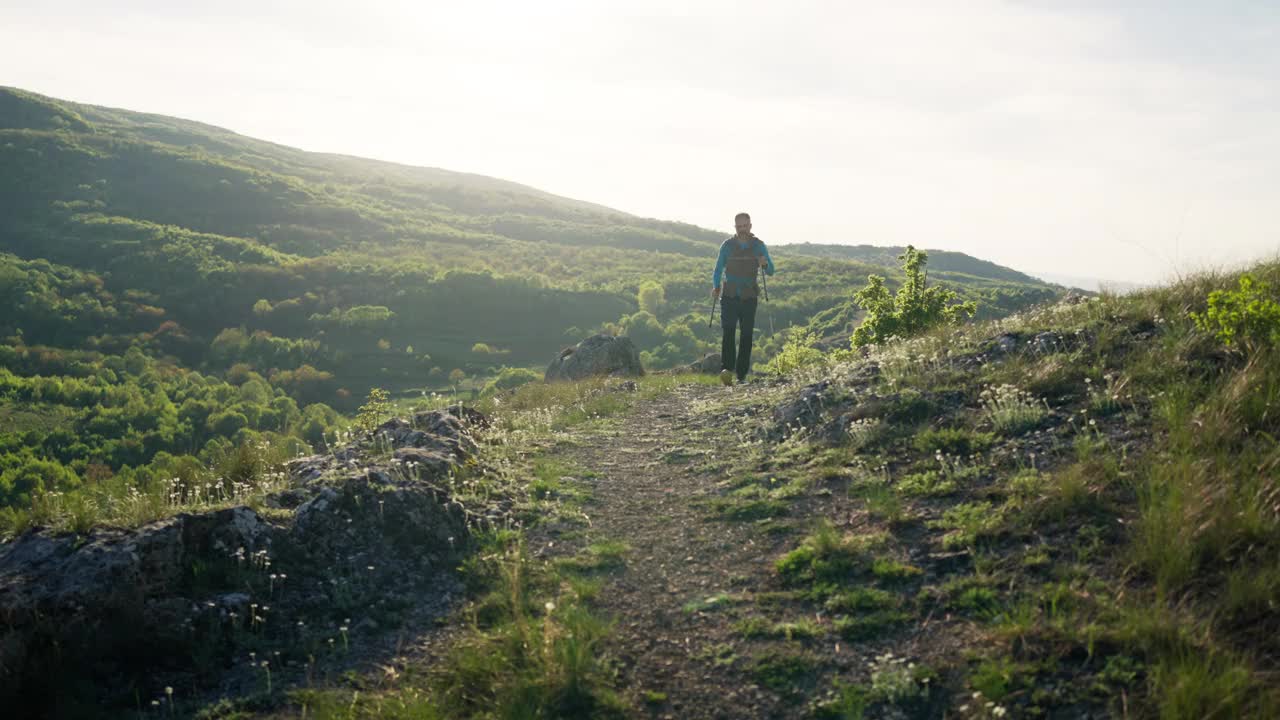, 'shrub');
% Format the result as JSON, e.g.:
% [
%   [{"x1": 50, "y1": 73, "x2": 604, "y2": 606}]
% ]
[
  {"x1": 484, "y1": 367, "x2": 540, "y2": 395},
  {"x1": 354, "y1": 387, "x2": 391, "y2": 436},
  {"x1": 979, "y1": 384, "x2": 1047, "y2": 435},
  {"x1": 1191, "y1": 273, "x2": 1280, "y2": 350},
  {"x1": 763, "y1": 329, "x2": 825, "y2": 375},
  {"x1": 850, "y1": 246, "x2": 977, "y2": 347}
]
